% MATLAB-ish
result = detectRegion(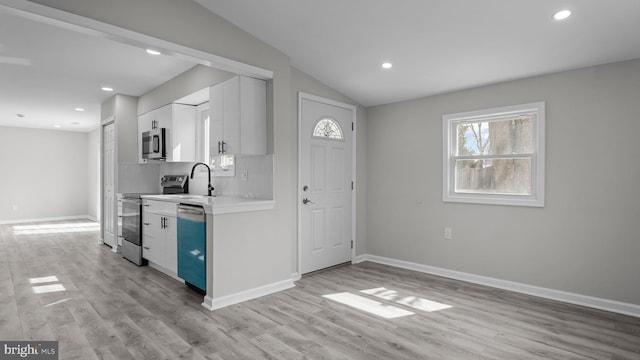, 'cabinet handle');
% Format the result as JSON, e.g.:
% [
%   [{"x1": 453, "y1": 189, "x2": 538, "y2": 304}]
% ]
[
  {"x1": 143, "y1": 222, "x2": 151, "y2": 226},
  {"x1": 217, "y1": 141, "x2": 222, "y2": 154},
  {"x1": 143, "y1": 204, "x2": 150, "y2": 207},
  {"x1": 161, "y1": 217, "x2": 166, "y2": 229},
  {"x1": 143, "y1": 246, "x2": 150, "y2": 250},
  {"x1": 221, "y1": 141, "x2": 226, "y2": 154}
]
